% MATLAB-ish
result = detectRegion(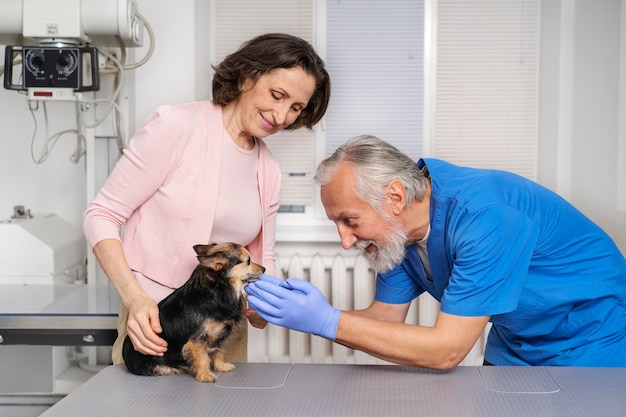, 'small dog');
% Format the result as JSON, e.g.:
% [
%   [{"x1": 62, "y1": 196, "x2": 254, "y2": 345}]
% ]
[{"x1": 122, "y1": 242, "x2": 265, "y2": 382}]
